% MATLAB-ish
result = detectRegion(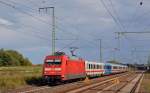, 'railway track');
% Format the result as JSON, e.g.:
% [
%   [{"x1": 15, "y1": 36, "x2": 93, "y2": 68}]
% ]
[
  {"x1": 66, "y1": 72, "x2": 143, "y2": 93},
  {"x1": 8, "y1": 72, "x2": 132, "y2": 93}
]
